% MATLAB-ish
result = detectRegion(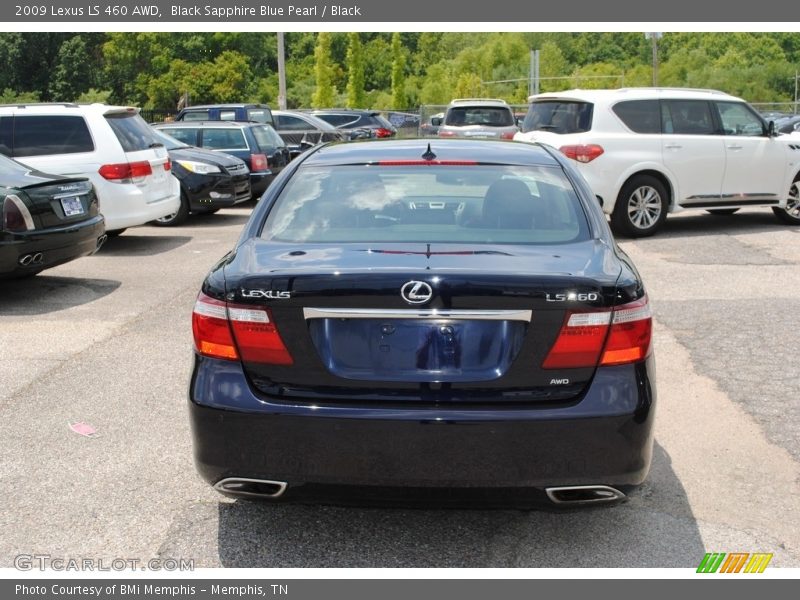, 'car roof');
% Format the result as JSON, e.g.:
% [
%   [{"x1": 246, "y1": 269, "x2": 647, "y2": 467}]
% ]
[
  {"x1": 527, "y1": 87, "x2": 744, "y2": 103},
  {"x1": 273, "y1": 110, "x2": 338, "y2": 129},
  {"x1": 300, "y1": 139, "x2": 561, "y2": 167},
  {"x1": 0, "y1": 103, "x2": 142, "y2": 116},
  {"x1": 311, "y1": 109, "x2": 381, "y2": 116},
  {"x1": 180, "y1": 103, "x2": 271, "y2": 109},
  {"x1": 156, "y1": 121, "x2": 266, "y2": 129}
]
